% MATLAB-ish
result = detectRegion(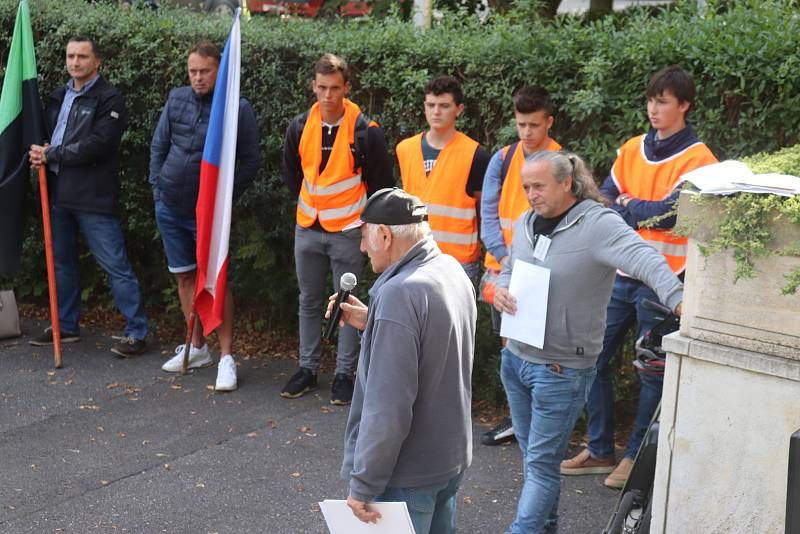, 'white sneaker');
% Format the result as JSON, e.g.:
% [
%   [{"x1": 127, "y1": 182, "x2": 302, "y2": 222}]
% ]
[
  {"x1": 215, "y1": 354, "x2": 237, "y2": 392},
  {"x1": 161, "y1": 344, "x2": 213, "y2": 373}
]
